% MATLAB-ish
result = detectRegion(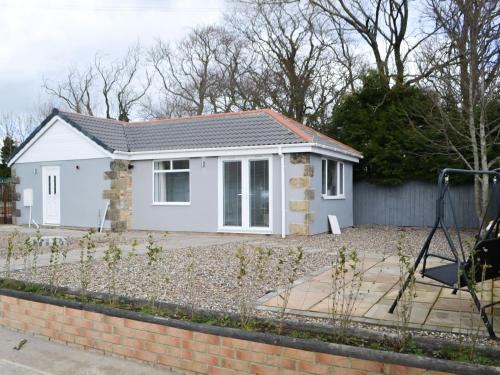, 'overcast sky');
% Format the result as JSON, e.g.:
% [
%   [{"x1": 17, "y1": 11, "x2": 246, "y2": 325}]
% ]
[{"x1": 0, "y1": 0, "x2": 226, "y2": 114}]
